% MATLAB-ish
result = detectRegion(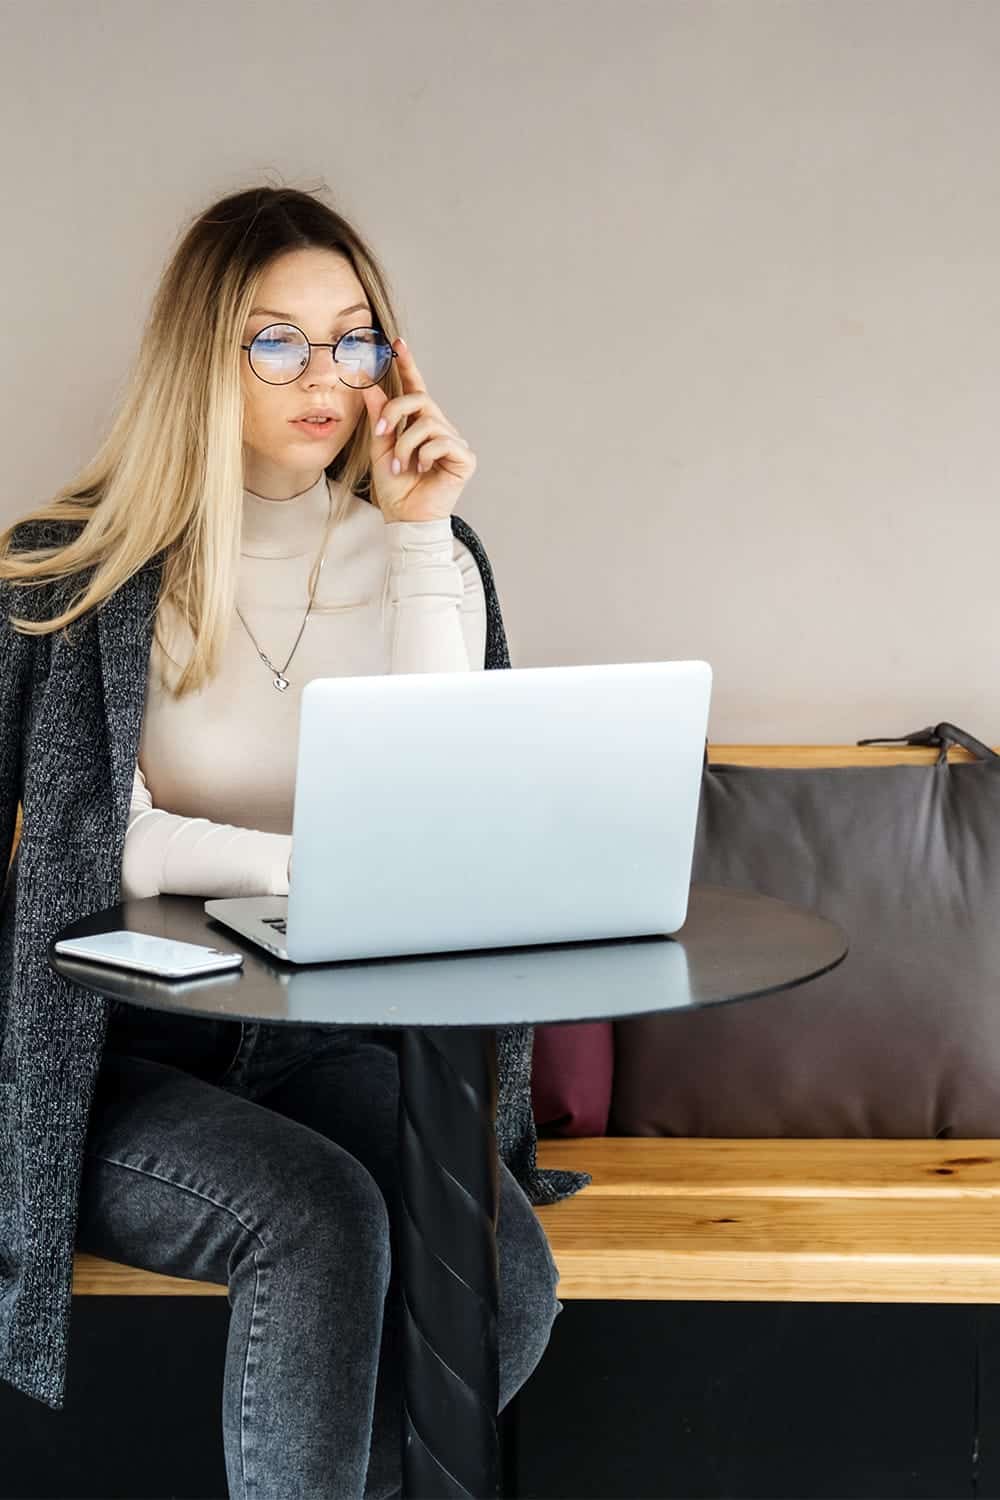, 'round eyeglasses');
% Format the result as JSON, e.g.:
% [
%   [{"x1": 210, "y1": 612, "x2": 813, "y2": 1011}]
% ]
[{"x1": 240, "y1": 322, "x2": 399, "y2": 388}]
